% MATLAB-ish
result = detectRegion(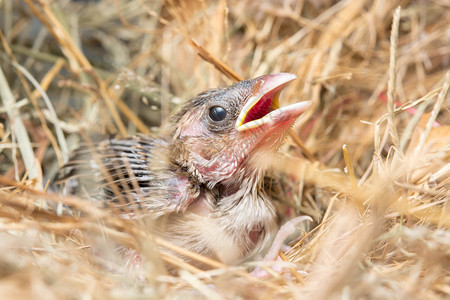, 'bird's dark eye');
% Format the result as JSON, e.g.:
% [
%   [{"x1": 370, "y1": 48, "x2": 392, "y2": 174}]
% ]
[{"x1": 208, "y1": 106, "x2": 227, "y2": 121}]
